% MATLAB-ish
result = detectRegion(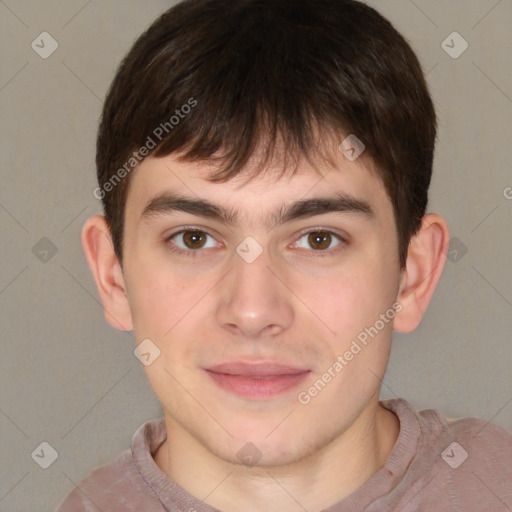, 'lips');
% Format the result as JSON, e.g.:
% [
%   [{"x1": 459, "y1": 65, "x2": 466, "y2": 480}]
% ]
[
  {"x1": 204, "y1": 362, "x2": 310, "y2": 399},
  {"x1": 206, "y1": 362, "x2": 309, "y2": 377}
]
